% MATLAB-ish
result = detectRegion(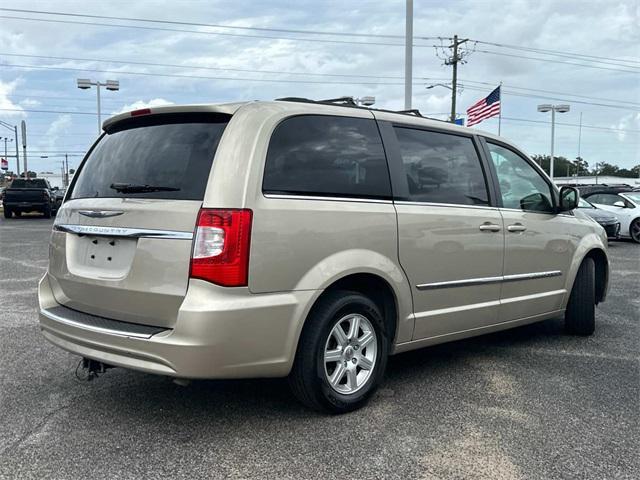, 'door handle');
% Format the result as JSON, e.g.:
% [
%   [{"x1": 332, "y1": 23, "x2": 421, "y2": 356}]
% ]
[
  {"x1": 479, "y1": 223, "x2": 501, "y2": 232},
  {"x1": 507, "y1": 223, "x2": 527, "y2": 232}
]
